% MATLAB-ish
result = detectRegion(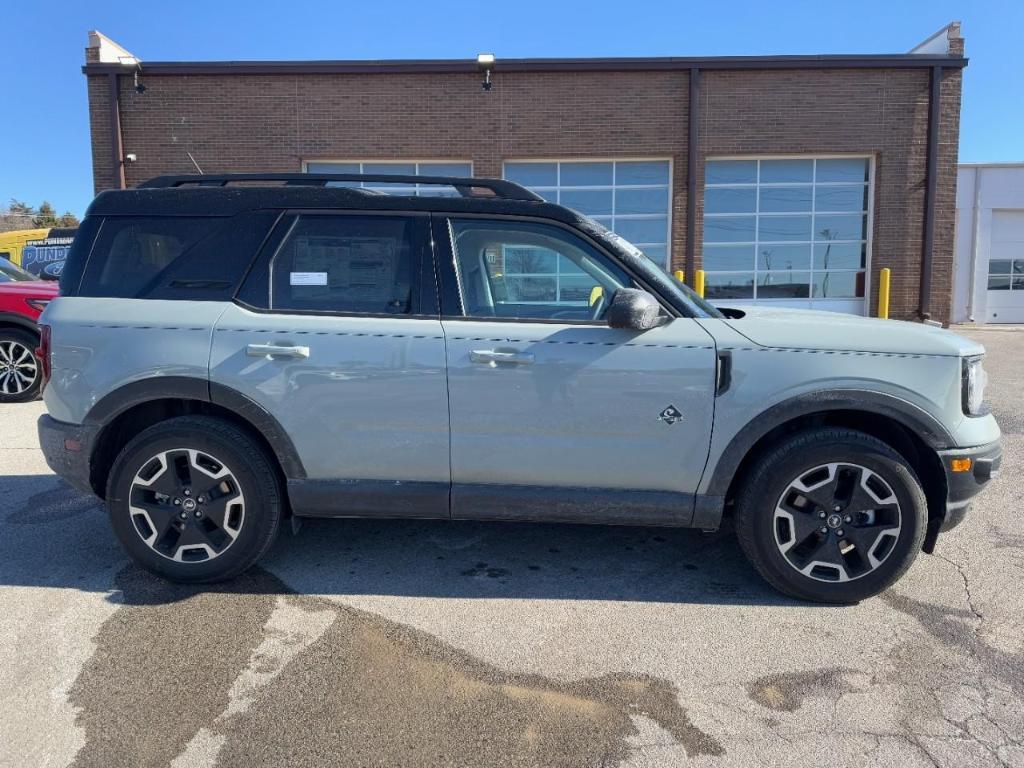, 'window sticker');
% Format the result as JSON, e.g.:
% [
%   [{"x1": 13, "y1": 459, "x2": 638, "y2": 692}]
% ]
[{"x1": 290, "y1": 271, "x2": 328, "y2": 286}]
